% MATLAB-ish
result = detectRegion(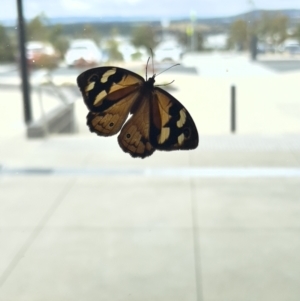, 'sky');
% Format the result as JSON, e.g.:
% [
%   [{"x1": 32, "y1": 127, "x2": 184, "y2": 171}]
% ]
[{"x1": 1, "y1": 0, "x2": 300, "y2": 21}]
